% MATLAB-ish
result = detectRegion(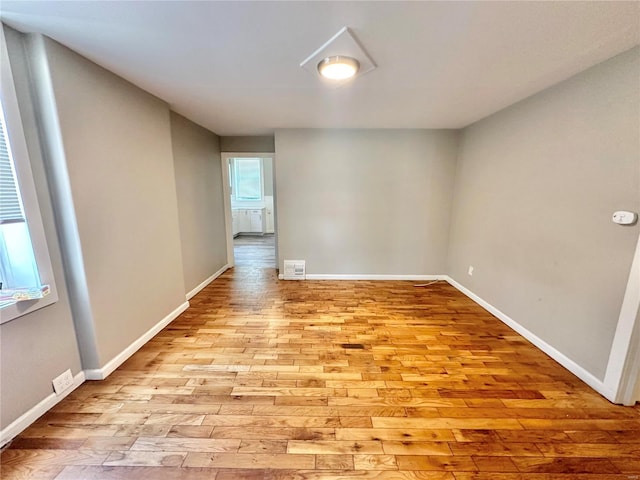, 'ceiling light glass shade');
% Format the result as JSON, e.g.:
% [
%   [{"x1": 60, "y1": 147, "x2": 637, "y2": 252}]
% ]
[{"x1": 317, "y1": 55, "x2": 360, "y2": 80}]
